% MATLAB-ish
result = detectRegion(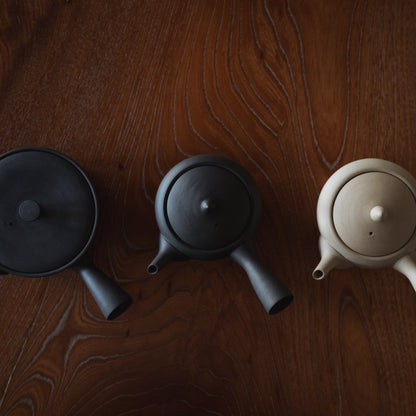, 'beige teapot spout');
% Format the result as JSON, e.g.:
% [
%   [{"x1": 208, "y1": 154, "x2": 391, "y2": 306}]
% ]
[{"x1": 312, "y1": 237, "x2": 350, "y2": 280}]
